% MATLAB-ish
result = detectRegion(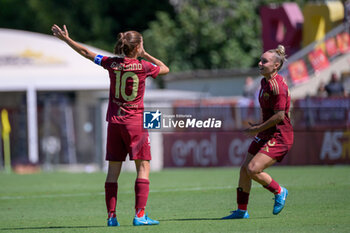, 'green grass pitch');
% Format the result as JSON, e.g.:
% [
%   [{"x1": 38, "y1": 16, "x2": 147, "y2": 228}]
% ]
[{"x1": 0, "y1": 166, "x2": 349, "y2": 233}]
